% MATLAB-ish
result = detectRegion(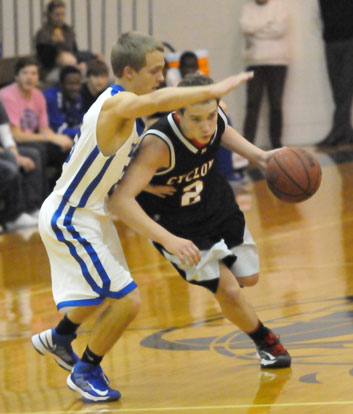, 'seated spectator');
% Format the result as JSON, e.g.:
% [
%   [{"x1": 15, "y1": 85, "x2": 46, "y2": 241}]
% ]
[
  {"x1": 81, "y1": 59, "x2": 109, "y2": 113},
  {"x1": 35, "y1": 0, "x2": 96, "y2": 80},
  {"x1": 0, "y1": 100, "x2": 43, "y2": 232},
  {"x1": 43, "y1": 45, "x2": 79, "y2": 86},
  {"x1": 166, "y1": 50, "x2": 200, "y2": 86},
  {"x1": 0, "y1": 56, "x2": 72, "y2": 191},
  {"x1": 44, "y1": 65, "x2": 84, "y2": 140}
]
